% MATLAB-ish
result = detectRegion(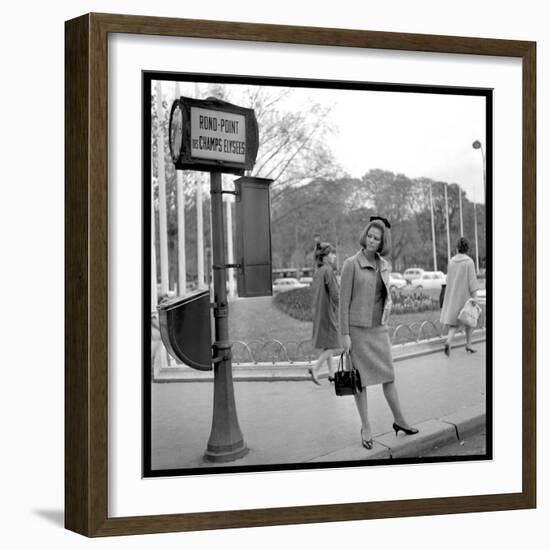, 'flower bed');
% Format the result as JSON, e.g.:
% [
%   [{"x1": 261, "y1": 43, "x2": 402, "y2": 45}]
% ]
[
  {"x1": 274, "y1": 287, "x2": 440, "y2": 322},
  {"x1": 390, "y1": 288, "x2": 440, "y2": 314}
]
